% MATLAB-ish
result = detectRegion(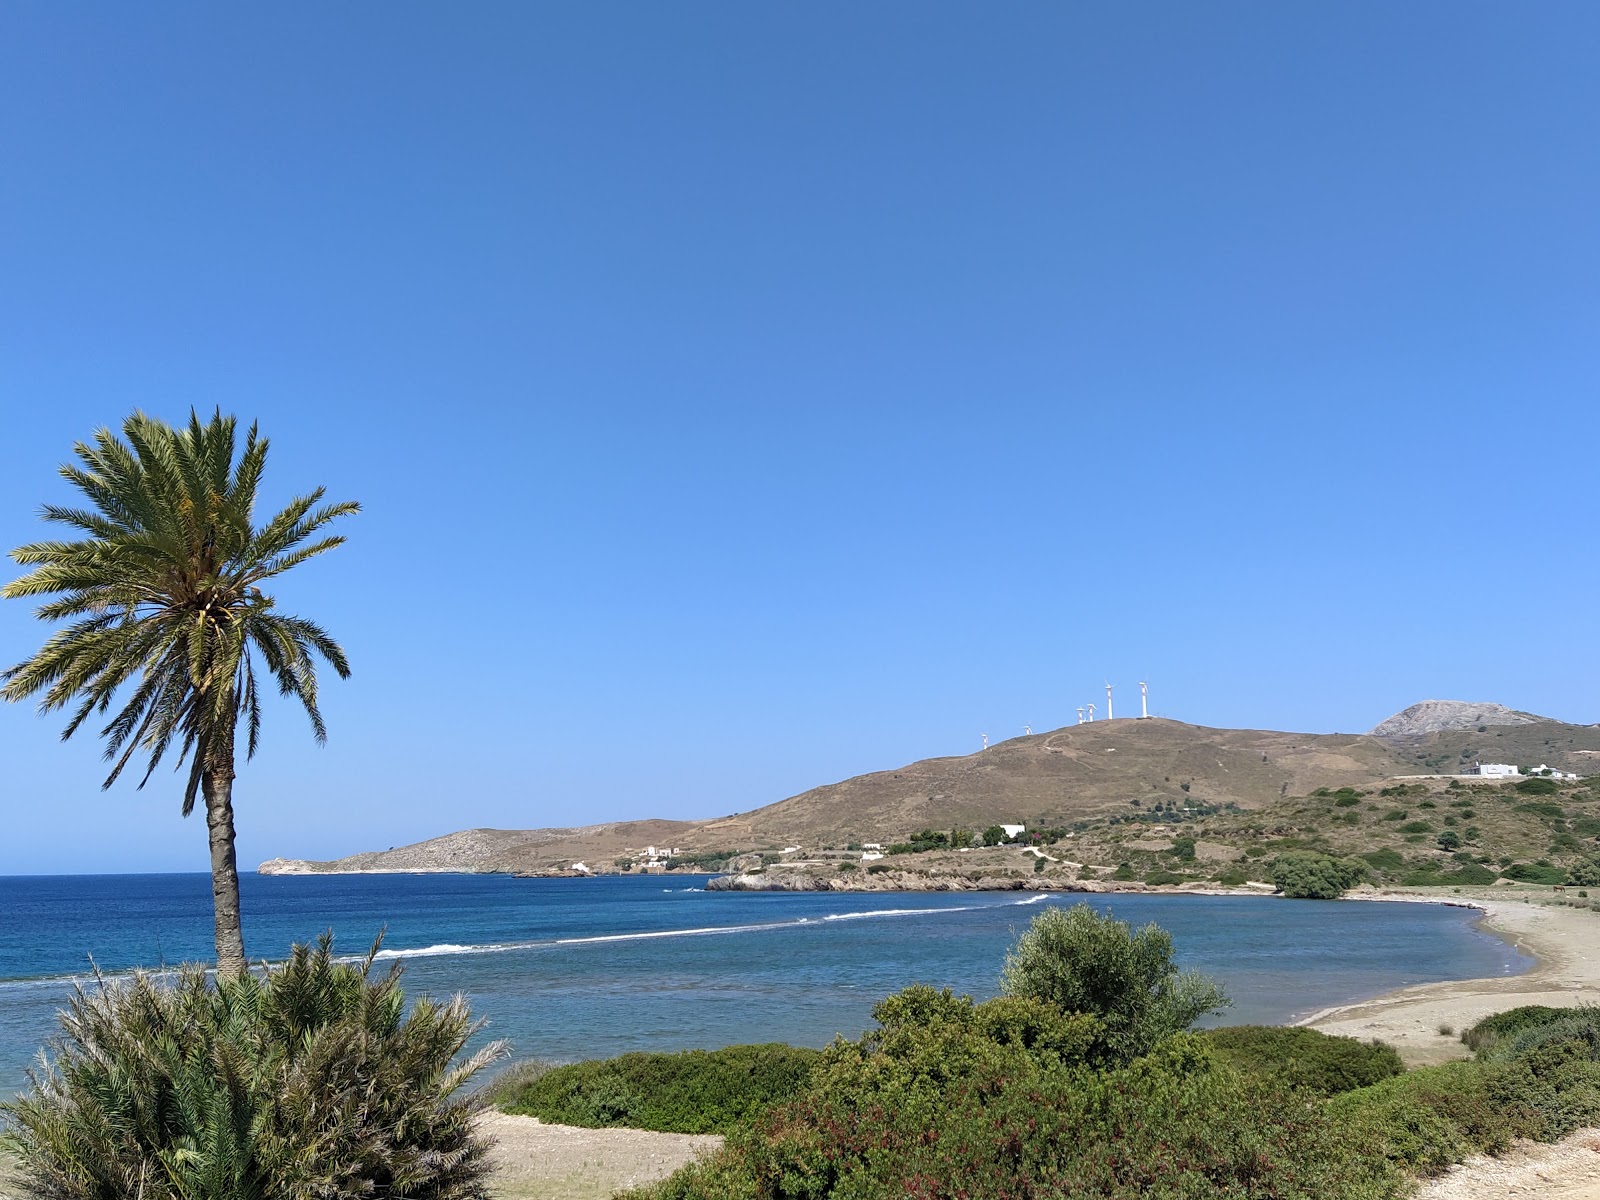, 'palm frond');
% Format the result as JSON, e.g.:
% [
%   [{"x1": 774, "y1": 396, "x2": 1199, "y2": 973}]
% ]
[{"x1": 2, "y1": 411, "x2": 357, "y2": 813}]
